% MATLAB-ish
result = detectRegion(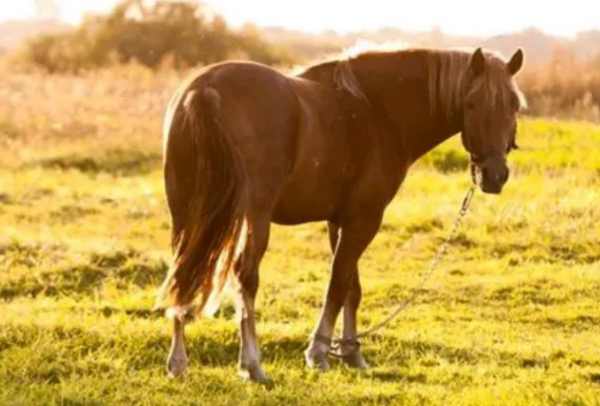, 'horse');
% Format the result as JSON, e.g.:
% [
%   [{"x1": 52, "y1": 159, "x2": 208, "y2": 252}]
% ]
[{"x1": 155, "y1": 45, "x2": 526, "y2": 382}]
